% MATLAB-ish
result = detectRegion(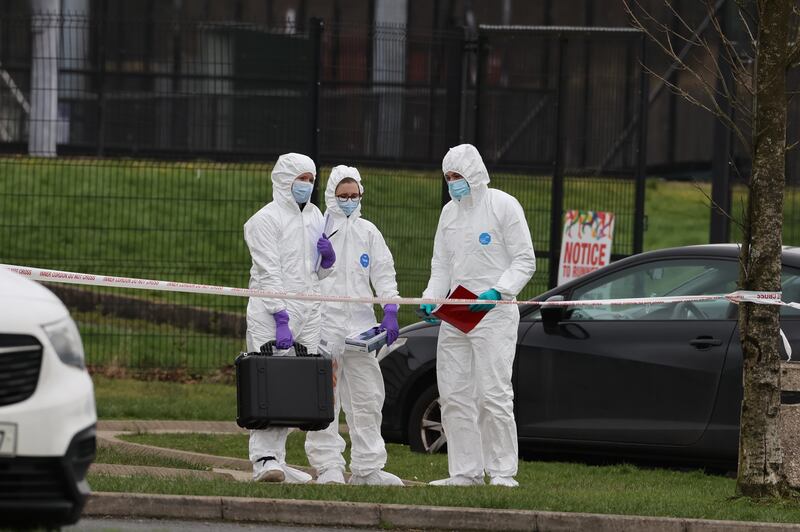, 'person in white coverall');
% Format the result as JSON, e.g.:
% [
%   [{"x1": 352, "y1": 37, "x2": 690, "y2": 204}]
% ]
[
  {"x1": 244, "y1": 153, "x2": 336, "y2": 484},
  {"x1": 304, "y1": 165, "x2": 404, "y2": 486},
  {"x1": 420, "y1": 144, "x2": 536, "y2": 487}
]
